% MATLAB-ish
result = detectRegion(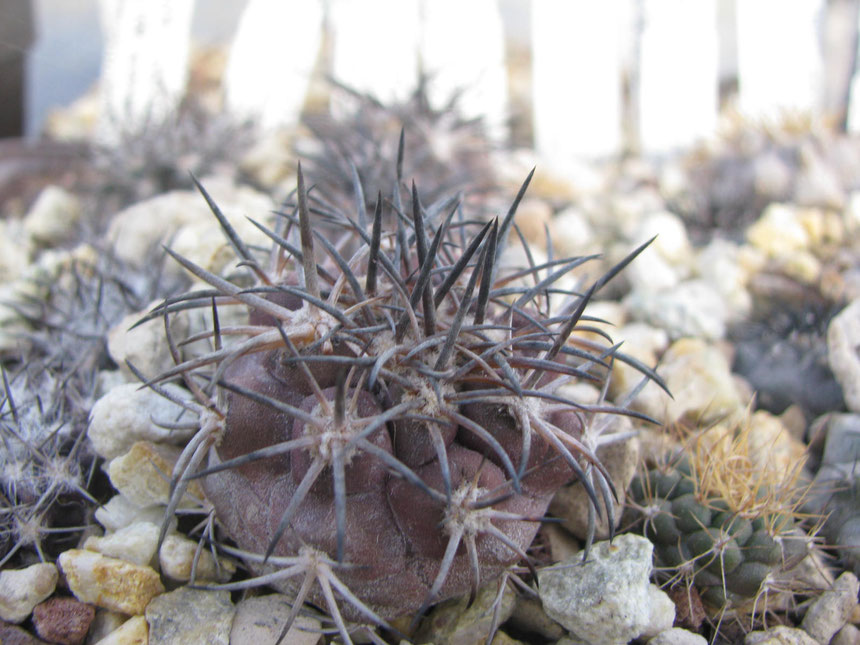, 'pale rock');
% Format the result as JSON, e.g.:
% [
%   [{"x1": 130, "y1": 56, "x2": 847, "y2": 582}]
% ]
[
  {"x1": 743, "y1": 410, "x2": 808, "y2": 478},
  {"x1": 794, "y1": 144, "x2": 846, "y2": 210},
  {"x1": 550, "y1": 427, "x2": 638, "y2": 540},
  {"x1": 746, "y1": 203, "x2": 810, "y2": 259},
  {"x1": 108, "y1": 441, "x2": 205, "y2": 508},
  {"x1": 556, "y1": 382, "x2": 602, "y2": 407},
  {"x1": 552, "y1": 206, "x2": 599, "y2": 258},
  {"x1": 607, "y1": 322, "x2": 669, "y2": 404},
  {"x1": 85, "y1": 609, "x2": 129, "y2": 643},
  {"x1": 609, "y1": 187, "x2": 666, "y2": 239},
  {"x1": 83, "y1": 521, "x2": 160, "y2": 567},
  {"x1": 626, "y1": 279, "x2": 727, "y2": 341},
  {"x1": 797, "y1": 208, "x2": 844, "y2": 249},
  {"x1": 646, "y1": 337, "x2": 743, "y2": 426},
  {"x1": 23, "y1": 185, "x2": 82, "y2": 246},
  {"x1": 648, "y1": 627, "x2": 709, "y2": 645},
  {"x1": 800, "y1": 571, "x2": 859, "y2": 644},
  {"x1": 0, "y1": 219, "x2": 32, "y2": 281},
  {"x1": 106, "y1": 179, "x2": 272, "y2": 272},
  {"x1": 92, "y1": 615, "x2": 148, "y2": 645},
  {"x1": 514, "y1": 197, "x2": 554, "y2": 250},
  {"x1": 498, "y1": 242, "x2": 557, "y2": 300},
  {"x1": 832, "y1": 623, "x2": 860, "y2": 645},
  {"x1": 696, "y1": 238, "x2": 753, "y2": 322},
  {"x1": 627, "y1": 211, "x2": 695, "y2": 293},
  {"x1": 539, "y1": 534, "x2": 659, "y2": 645},
  {"x1": 777, "y1": 249, "x2": 822, "y2": 284},
  {"x1": 415, "y1": 582, "x2": 516, "y2": 645},
  {"x1": 641, "y1": 584, "x2": 678, "y2": 640},
  {"x1": 106, "y1": 304, "x2": 189, "y2": 379},
  {"x1": 95, "y1": 495, "x2": 167, "y2": 532},
  {"x1": 543, "y1": 524, "x2": 581, "y2": 563},
  {"x1": 753, "y1": 150, "x2": 794, "y2": 201},
  {"x1": 744, "y1": 625, "x2": 818, "y2": 645},
  {"x1": 159, "y1": 533, "x2": 236, "y2": 582},
  {"x1": 238, "y1": 131, "x2": 296, "y2": 193},
  {"x1": 88, "y1": 382, "x2": 195, "y2": 460},
  {"x1": 828, "y1": 299, "x2": 860, "y2": 412},
  {"x1": 230, "y1": 594, "x2": 322, "y2": 645},
  {"x1": 95, "y1": 370, "x2": 129, "y2": 398},
  {"x1": 507, "y1": 596, "x2": 565, "y2": 641},
  {"x1": 0, "y1": 563, "x2": 58, "y2": 623},
  {"x1": 59, "y1": 549, "x2": 164, "y2": 615},
  {"x1": 169, "y1": 213, "x2": 271, "y2": 277},
  {"x1": 571, "y1": 300, "x2": 628, "y2": 343},
  {"x1": 846, "y1": 191, "x2": 860, "y2": 234},
  {"x1": 145, "y1": 587, "x2": 234, "y2": 645}
]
